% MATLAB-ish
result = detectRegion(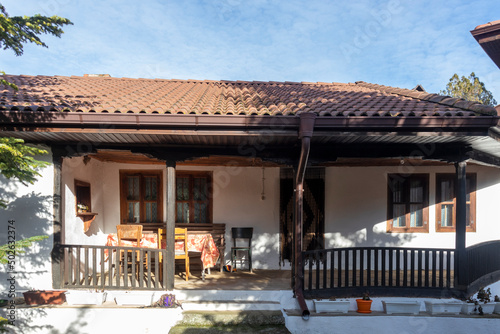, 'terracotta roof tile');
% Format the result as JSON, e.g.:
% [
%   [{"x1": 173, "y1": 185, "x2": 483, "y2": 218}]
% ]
[{"x1": 0, "y1": 75, "x2": 497, "y2": 117}]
